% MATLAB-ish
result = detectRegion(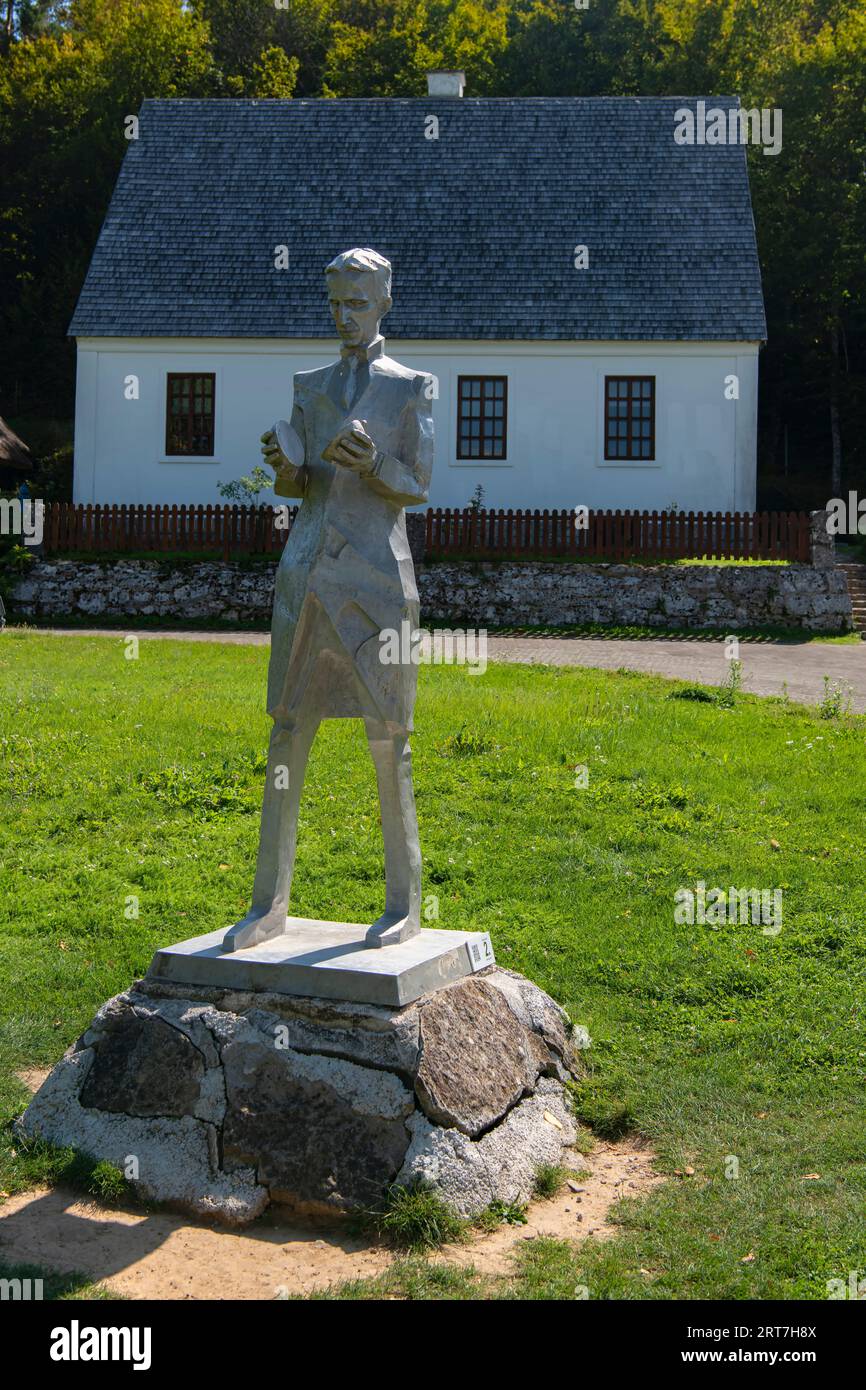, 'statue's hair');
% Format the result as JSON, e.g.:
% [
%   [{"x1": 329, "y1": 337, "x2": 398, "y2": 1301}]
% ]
[{"x1": 325, "y1": 247, "x2": 392, "y2": 300}]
